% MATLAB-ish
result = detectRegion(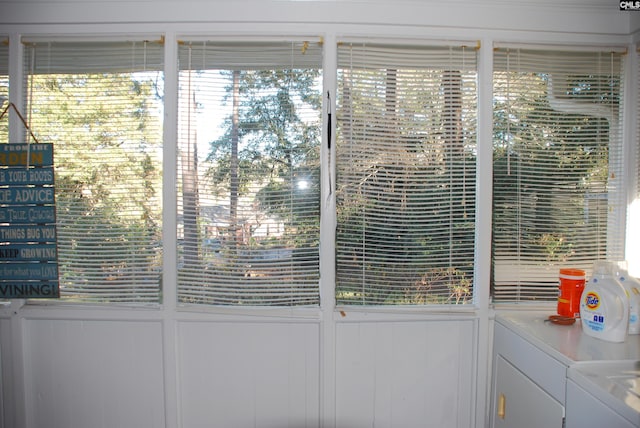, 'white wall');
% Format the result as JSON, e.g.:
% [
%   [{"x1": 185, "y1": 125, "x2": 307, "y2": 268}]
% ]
[
  {"x1": 335, "y1": 318, "x2": 476, "y2": 428},
  {"x1": 23, "y1": 319, "x2": 165, "y2": 428},
  {"x1": 0, "y1": 2, "x2": 635, "y2": 428},
  {"x1": 1, "y1": 309, "x2": 478, "y2": 428},
  {"x1": 177, "y1": 319, "x2": 320, "y2": 428}
]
